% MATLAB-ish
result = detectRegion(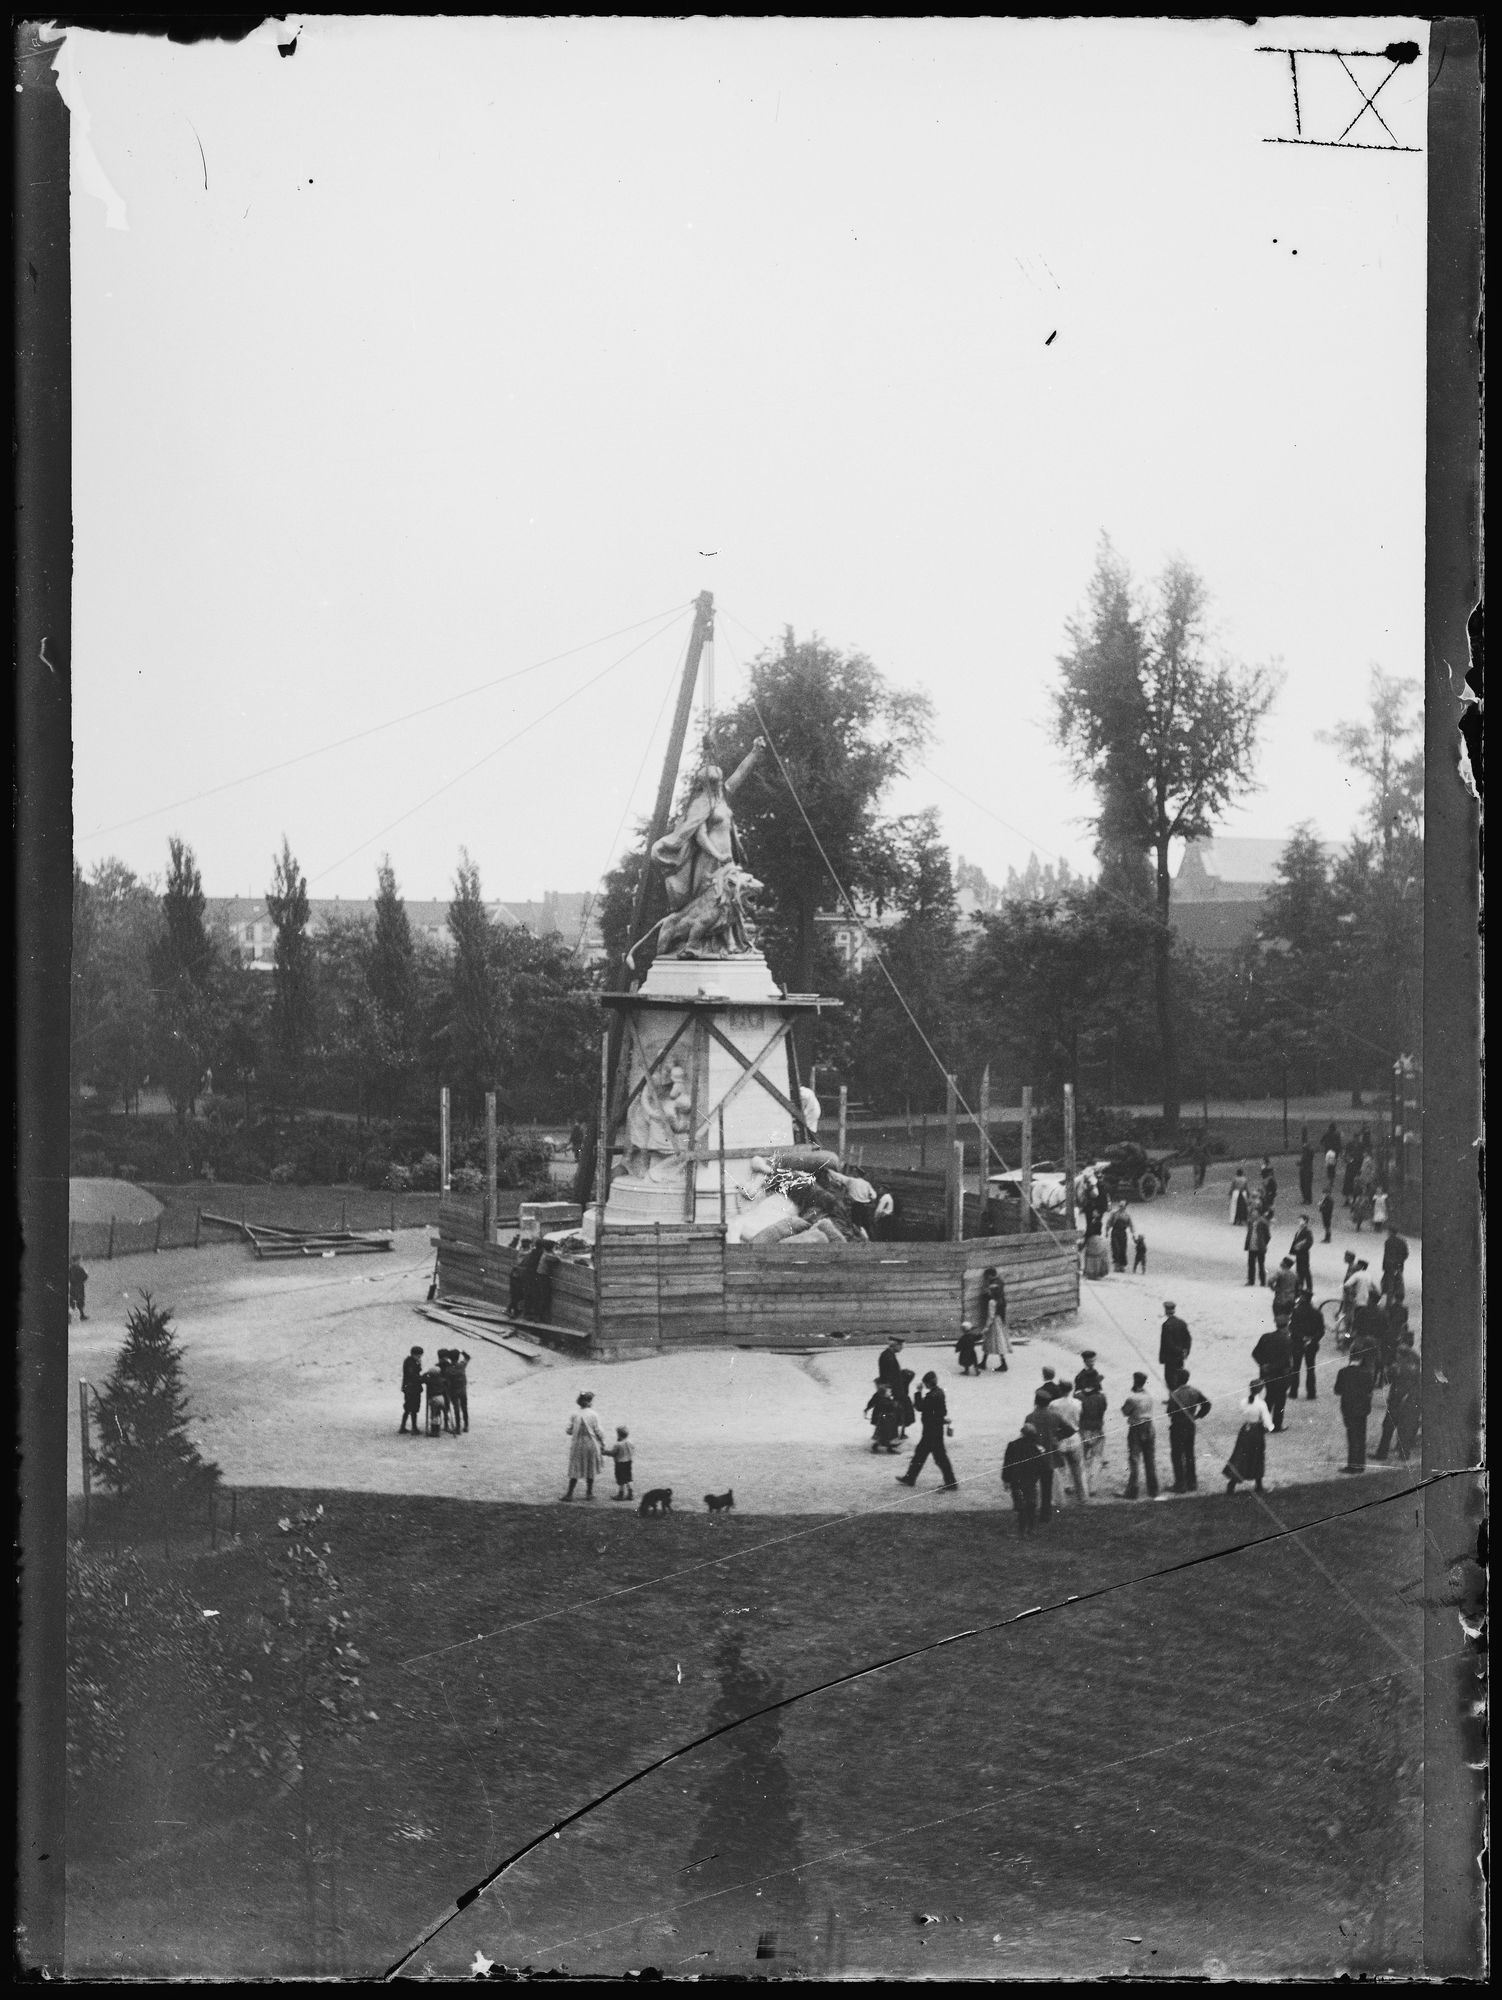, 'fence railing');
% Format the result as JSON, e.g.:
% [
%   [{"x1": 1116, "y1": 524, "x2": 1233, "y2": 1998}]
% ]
[{"x1": 67, "y1": 1187, "x2": 463, "y2": 1261}]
